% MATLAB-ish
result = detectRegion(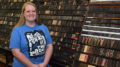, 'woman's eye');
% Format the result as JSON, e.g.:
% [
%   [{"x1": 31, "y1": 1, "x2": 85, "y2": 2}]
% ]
[
  {"x1": 26, "y1": 11, "x2": 30, "y2": 12},
  {"x1": 32, "y1": 10, "x2": 36, "y2": 12},
  {"x1": 25, "y1": 10, "x2": 36, "y2": 13}
]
